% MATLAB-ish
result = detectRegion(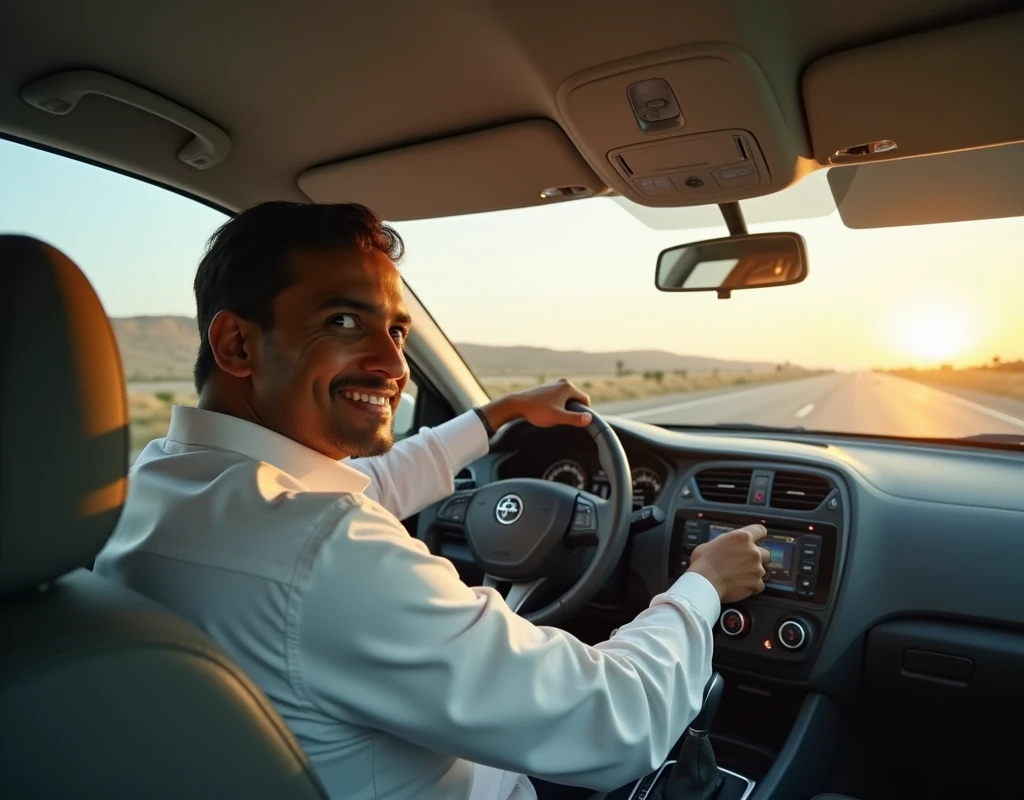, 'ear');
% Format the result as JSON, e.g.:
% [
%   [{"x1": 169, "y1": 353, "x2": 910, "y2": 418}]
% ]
[{"x1": 207, "y1": 310, "x2": 258, "y2": 379}]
